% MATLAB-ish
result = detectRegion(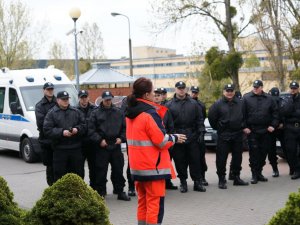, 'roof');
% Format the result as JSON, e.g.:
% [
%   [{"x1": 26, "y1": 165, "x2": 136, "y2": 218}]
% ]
[{"x1": 76, "y1": 62, "x2": 135, "y2": 85}]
